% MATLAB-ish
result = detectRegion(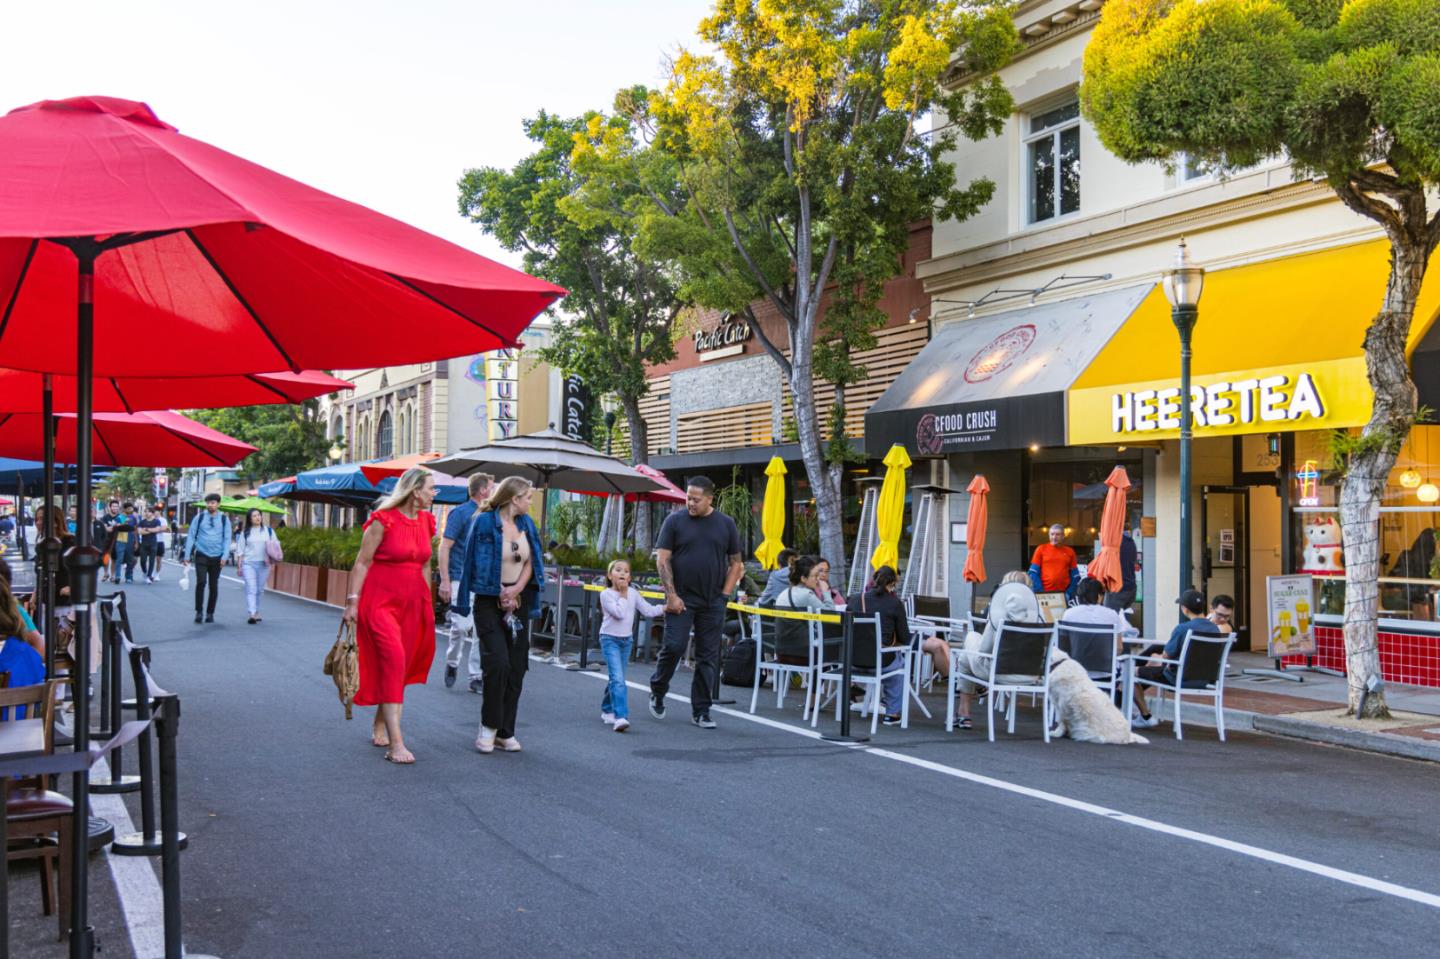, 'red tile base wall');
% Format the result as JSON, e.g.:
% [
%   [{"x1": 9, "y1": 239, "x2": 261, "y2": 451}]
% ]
[{"x1": 1282, "y1": 626, "x2": 1440, "y2": 688}]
